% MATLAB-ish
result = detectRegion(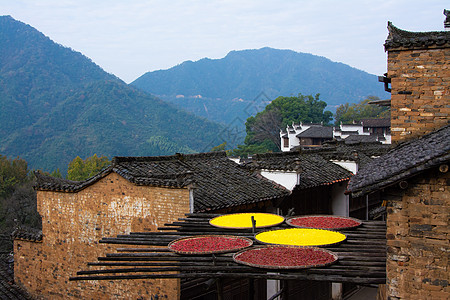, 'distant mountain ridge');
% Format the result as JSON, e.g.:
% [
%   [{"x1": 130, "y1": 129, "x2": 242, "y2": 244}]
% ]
[
  {"x1": 0, "y1": 16, "x2": 223, "y2": 172},
  {"x1": 132, "y1": 47, "x2": 389, "y2": 125}
]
